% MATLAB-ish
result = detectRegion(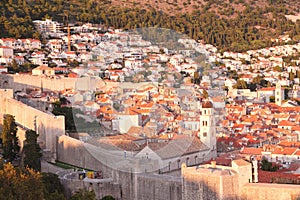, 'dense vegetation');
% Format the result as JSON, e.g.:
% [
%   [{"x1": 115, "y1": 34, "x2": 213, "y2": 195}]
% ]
[
  {"x1": 52, "y1": 98, "x2": 101, "y2": 134},
  {"x1": 260, "y1": 158, "x2": 278, "y2": 171},
  {"x1": 23, "y1": 130, "x2": 42, "y2": 171},
  {"x1": 0, "y1": 162, "x2": 44, "y2": 200},
  {"x1": 0, "y1": 0, "x2": 300, "y2": 52},
  {"x1": 1, "y1": 114, "x2": 20, "y2": 162},
  {"x1": 0, "y1": 161, "x2": 101, "y2": 200}
]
